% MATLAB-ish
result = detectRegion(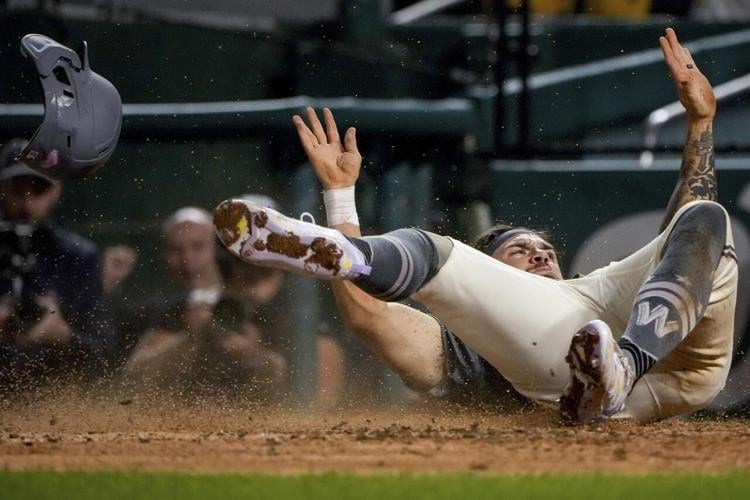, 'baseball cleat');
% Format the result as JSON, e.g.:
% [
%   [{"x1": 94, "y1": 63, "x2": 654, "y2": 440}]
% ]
[
  {"x1": 213, "y1": 198, "x2": 371, "y2": 280},
  {"x1": 559, "y1": 319, "x2": 634, "y2": 424}
]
